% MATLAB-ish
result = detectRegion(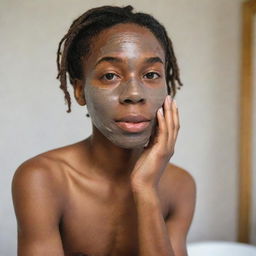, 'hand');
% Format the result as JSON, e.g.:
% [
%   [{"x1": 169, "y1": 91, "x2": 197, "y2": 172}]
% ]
[{"x1": 130, "y1": 95, "x2": 180, "y2": 192}]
